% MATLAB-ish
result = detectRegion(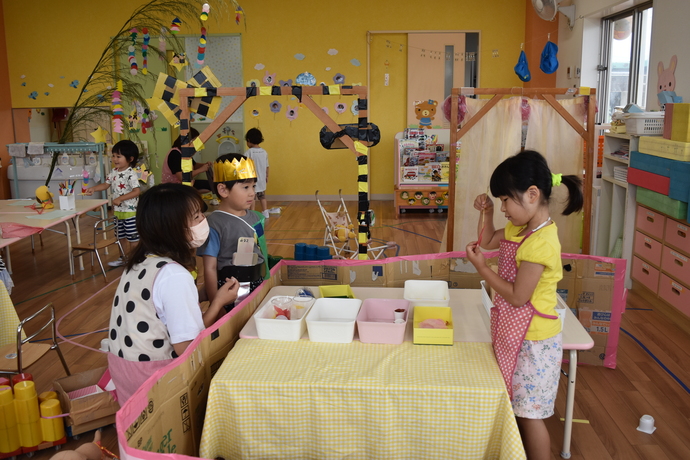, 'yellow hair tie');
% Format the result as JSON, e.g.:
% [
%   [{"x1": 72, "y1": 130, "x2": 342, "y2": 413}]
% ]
[{"x1": 551, "y1": 173, "x2": 562, "y2": 187}]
